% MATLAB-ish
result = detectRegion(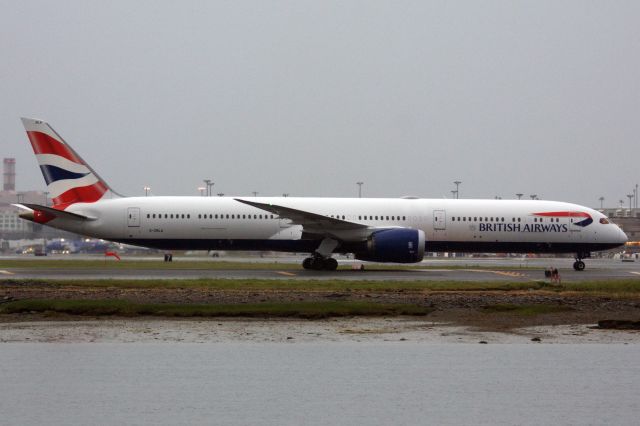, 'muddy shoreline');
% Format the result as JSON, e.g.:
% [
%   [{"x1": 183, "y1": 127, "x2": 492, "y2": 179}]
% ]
[{"x1": 2, "y1": 281, "x2": 640, "y2": 336}]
